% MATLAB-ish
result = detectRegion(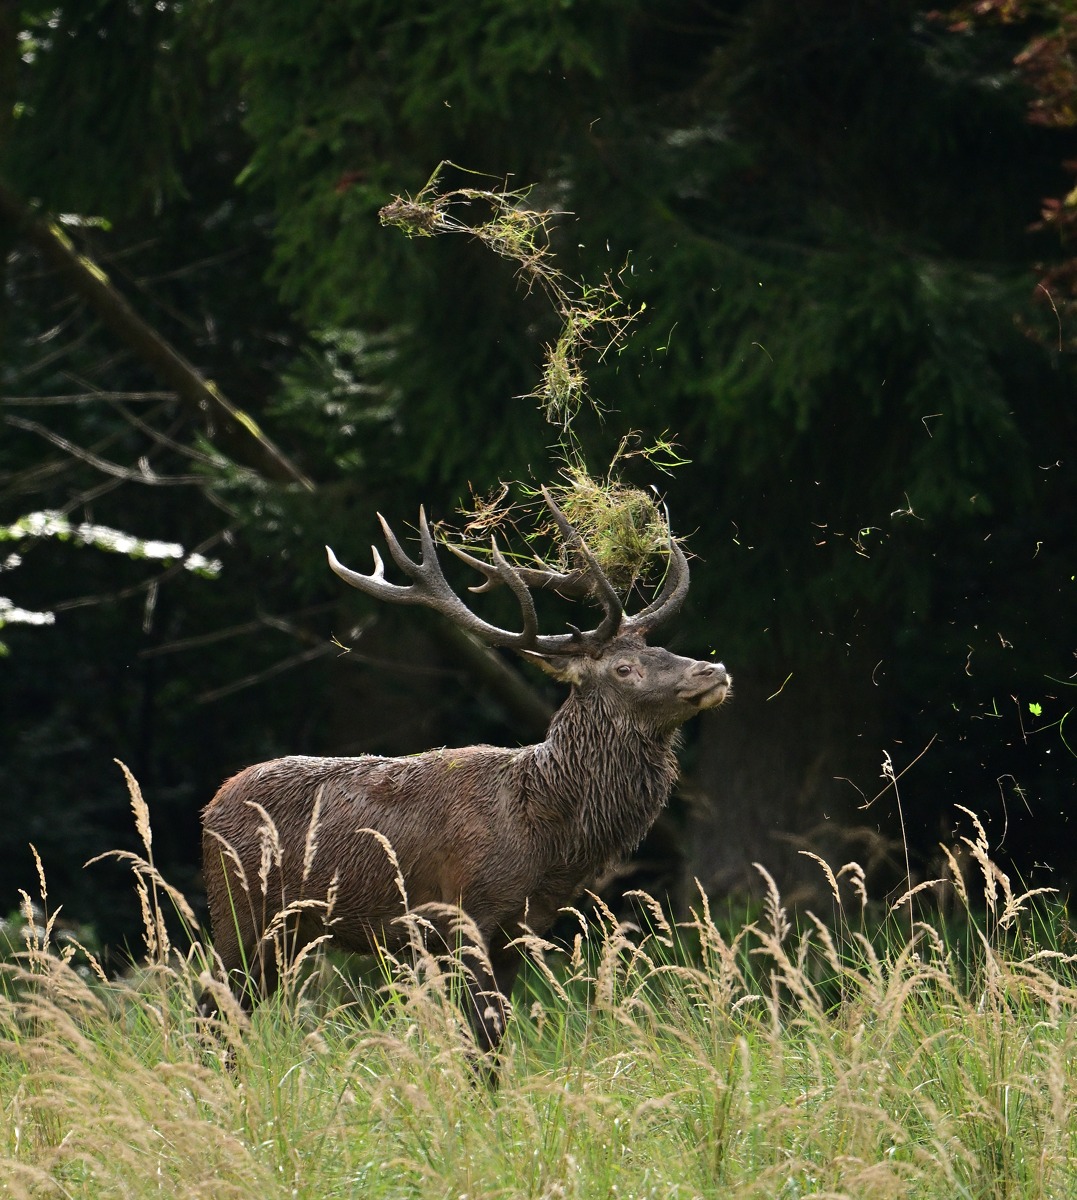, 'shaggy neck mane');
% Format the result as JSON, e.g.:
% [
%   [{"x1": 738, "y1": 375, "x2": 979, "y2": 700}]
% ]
[{"x1": 520, "y1": 683, "x2": 681, "y2": 870}]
